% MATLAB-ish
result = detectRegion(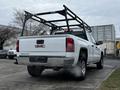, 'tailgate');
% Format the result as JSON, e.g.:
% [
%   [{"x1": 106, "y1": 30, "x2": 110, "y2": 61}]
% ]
[{"x1": 19, "y1": 35, "x2": 66, "y2": 53}]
